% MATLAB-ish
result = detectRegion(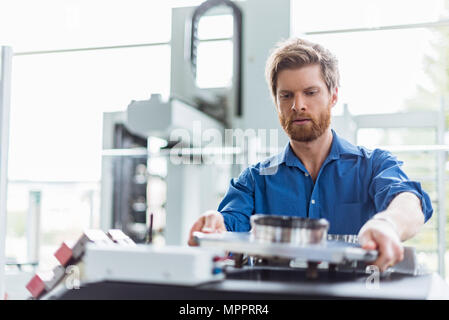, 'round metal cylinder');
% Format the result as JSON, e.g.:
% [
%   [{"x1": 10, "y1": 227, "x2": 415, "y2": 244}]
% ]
[{"x1": 250, "y1": 214, "x2": 329, "y2": 245}]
